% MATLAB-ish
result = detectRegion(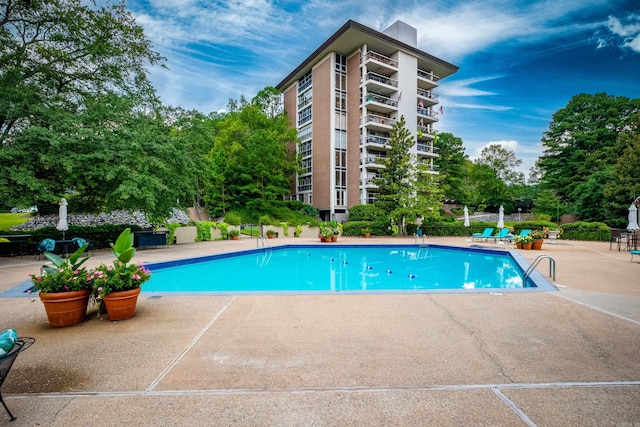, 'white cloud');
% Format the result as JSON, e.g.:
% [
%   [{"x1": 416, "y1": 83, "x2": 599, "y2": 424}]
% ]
[{"x1": 603, "y1": 14, "x2": 640, "y2": 53}]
